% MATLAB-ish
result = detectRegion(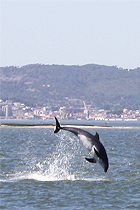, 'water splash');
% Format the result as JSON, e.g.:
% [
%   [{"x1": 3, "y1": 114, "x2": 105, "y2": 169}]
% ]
[
  {"x1": 1, "y1": 132, "x2": 78, "y2": 182},
  {"x1": 1, "y1": 131, "x2": 107, "y2": 182}
]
